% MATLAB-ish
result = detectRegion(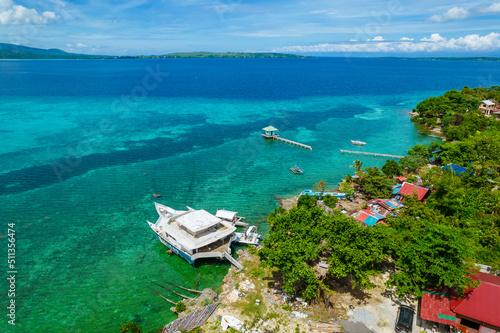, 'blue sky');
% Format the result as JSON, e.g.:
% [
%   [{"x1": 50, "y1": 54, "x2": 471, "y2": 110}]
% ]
[{"x1": 1, "y1": 0, "x2": 500, "y2": 56}]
